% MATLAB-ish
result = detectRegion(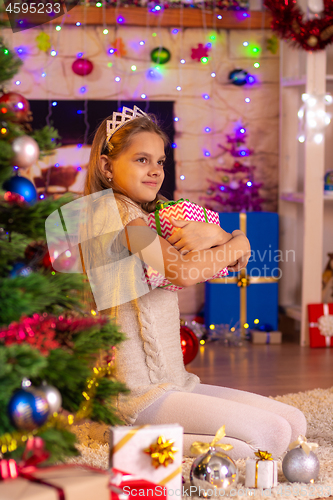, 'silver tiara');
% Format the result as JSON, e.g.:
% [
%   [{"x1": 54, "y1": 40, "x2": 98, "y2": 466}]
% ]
[{"x1": 106, "y1": 106, "x2": 149, "y2": 142}]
